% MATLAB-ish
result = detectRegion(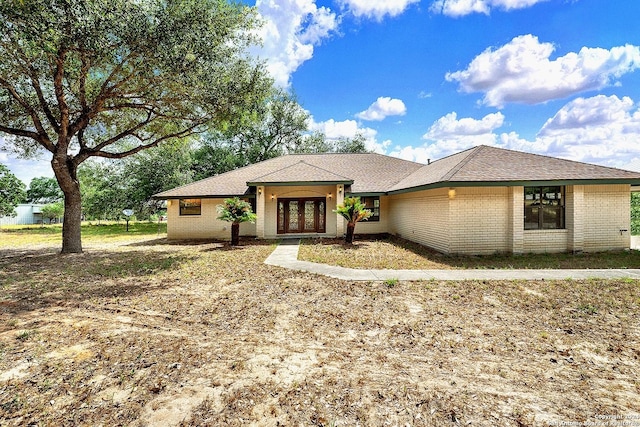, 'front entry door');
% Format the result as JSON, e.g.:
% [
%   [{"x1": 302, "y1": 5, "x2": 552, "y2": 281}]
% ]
[{"x1": 278, "y1": 198, "x2": 326, "y2": 234}]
